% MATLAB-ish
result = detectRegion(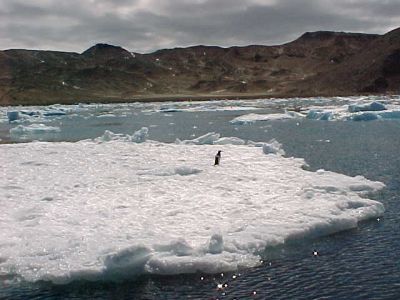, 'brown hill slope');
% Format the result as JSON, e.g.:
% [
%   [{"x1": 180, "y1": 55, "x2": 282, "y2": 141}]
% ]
[
  {"x1": 1, "y1": 28, "x2": 399, "y2": 105},
  {"x1": 306, "y1": 27, "x2": 400, "y2": 94}
]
